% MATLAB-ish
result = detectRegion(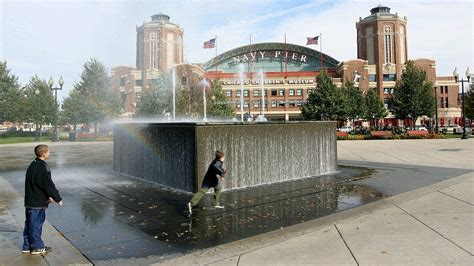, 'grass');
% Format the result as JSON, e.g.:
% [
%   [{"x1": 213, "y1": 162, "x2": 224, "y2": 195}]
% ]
[
  {"x1": 0, "y1": 135, "x2": 113, "y2": 144},
  {"x1": 445, "y1": 133, "x2": 472, "y2": 139},
  {"x1": 0, "y1": 136, "x2": 54, "y2": 144}
]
